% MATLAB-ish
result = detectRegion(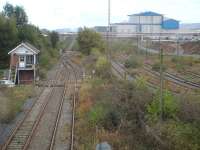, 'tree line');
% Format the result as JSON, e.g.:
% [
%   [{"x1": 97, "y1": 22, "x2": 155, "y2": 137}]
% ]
[{"x1": 0, "y1": 3, "x2": 59, "y2": 69}]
